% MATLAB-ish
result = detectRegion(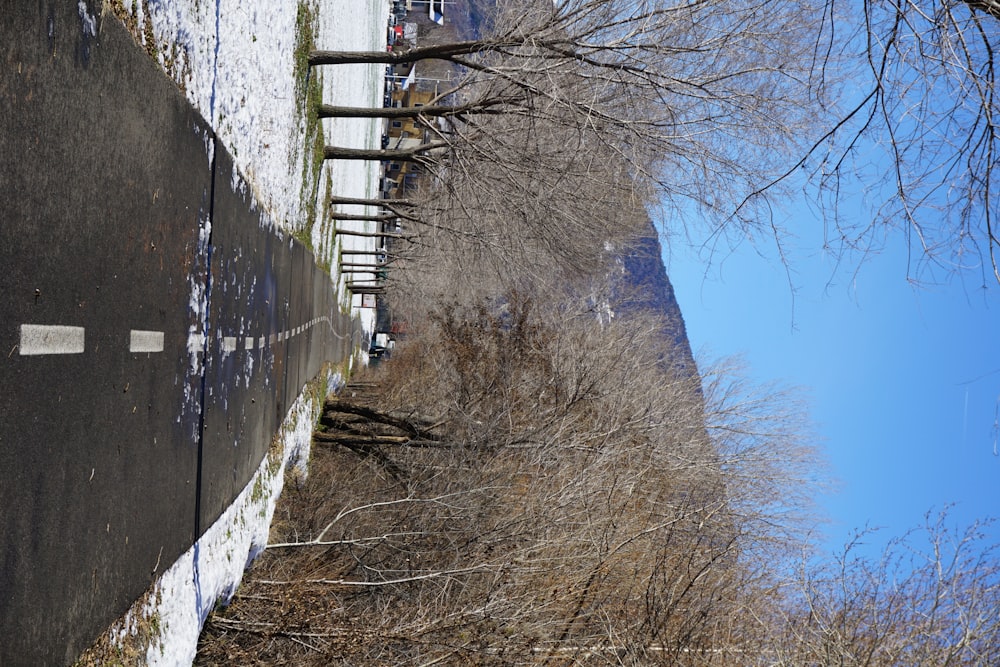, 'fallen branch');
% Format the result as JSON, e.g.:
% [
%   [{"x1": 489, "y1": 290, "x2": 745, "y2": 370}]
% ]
[
  {"x1": 256, "y1": 565, "x2": 490, "y2": 588},
  {"x1": 266, "y1": 531, "x2": 425, "y2": 550},
  {"x1": 324, "y1": 400, "x2": 443, "y2": 440}
]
